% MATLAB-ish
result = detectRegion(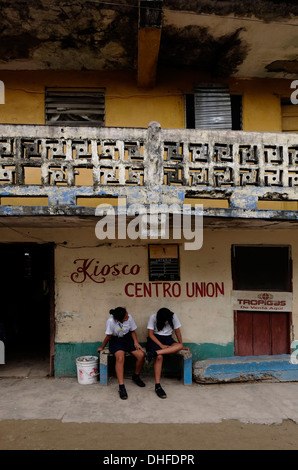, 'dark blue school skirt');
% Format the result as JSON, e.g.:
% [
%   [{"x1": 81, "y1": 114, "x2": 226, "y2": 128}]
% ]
[
  {"x1": 146, "y1": 334, "x2": 176, "y2": 353},
  {"x1": 109, "y1": 332, "x2": 136, "y2": 354}
]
